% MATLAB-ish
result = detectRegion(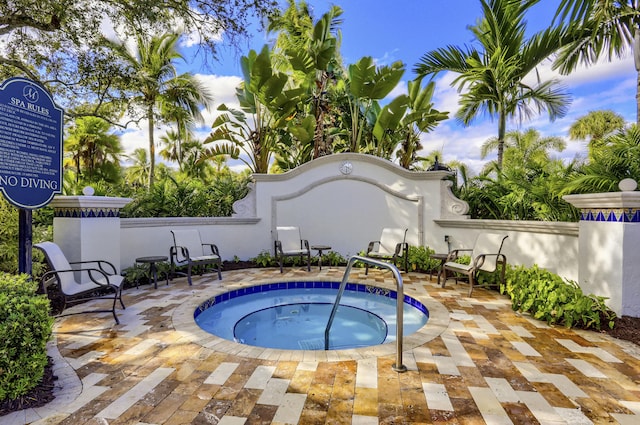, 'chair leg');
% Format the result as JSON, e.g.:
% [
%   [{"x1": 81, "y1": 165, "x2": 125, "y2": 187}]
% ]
[
  {"x1": 111, "y1": 294, "x2": 120, "y2": 325},
  {"x1": 187, "y1": 263, "x2": 193, "y2": 285},
  {"x1": 440, "y1": 268, "x2": 447, "y2": 288},
  {"x1": 468, "y1": 273, "x2": 475, "y2": 297},
  {"x1": 278, "y1": 254, "x2": 284, "y2": 273},
  {"x1": 305, "y1": 253, "x2": 310, "y2": 272},
  {"x1": 365, "y1": 264, "x2": 369, "y2": 275},
  {"x1": 217, "y1": 260, "x2": 222, "y2": 280},
  {"x1": 118, "y1": 286, "x2": 126, "y2": 309}
]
